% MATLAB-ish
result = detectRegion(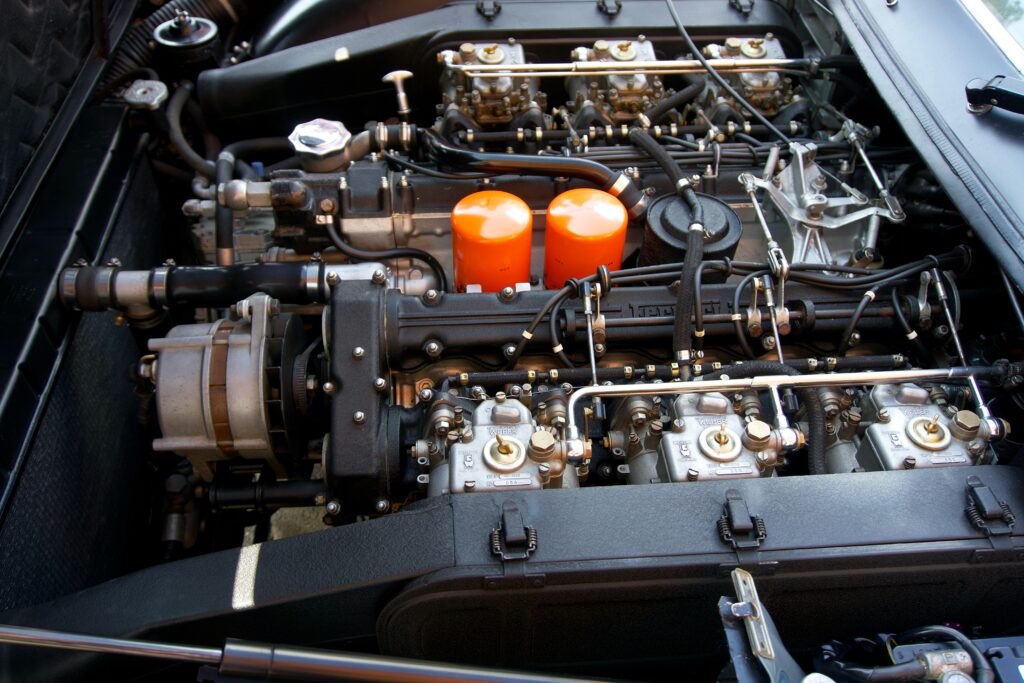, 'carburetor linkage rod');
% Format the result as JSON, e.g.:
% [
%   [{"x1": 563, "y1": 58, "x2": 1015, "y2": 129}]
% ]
[{"x1": 563, "y1": 366, "x2": 996, "y2": 447}]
